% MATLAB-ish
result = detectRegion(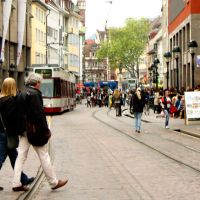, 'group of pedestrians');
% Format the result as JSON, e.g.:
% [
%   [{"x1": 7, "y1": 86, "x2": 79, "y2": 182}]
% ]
[
  {"x1": 85, "y1": 88, "x2": 127, "y2": 109},
  {"x1": 128, "y1": 87, "x2": 189, "y2": 132},
  {"x1": 85, "y1": 86, "x2": 187, "y2": 133},
  {"x1": 0, "y1": 74, "x2": 67, "y2": 192}
]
